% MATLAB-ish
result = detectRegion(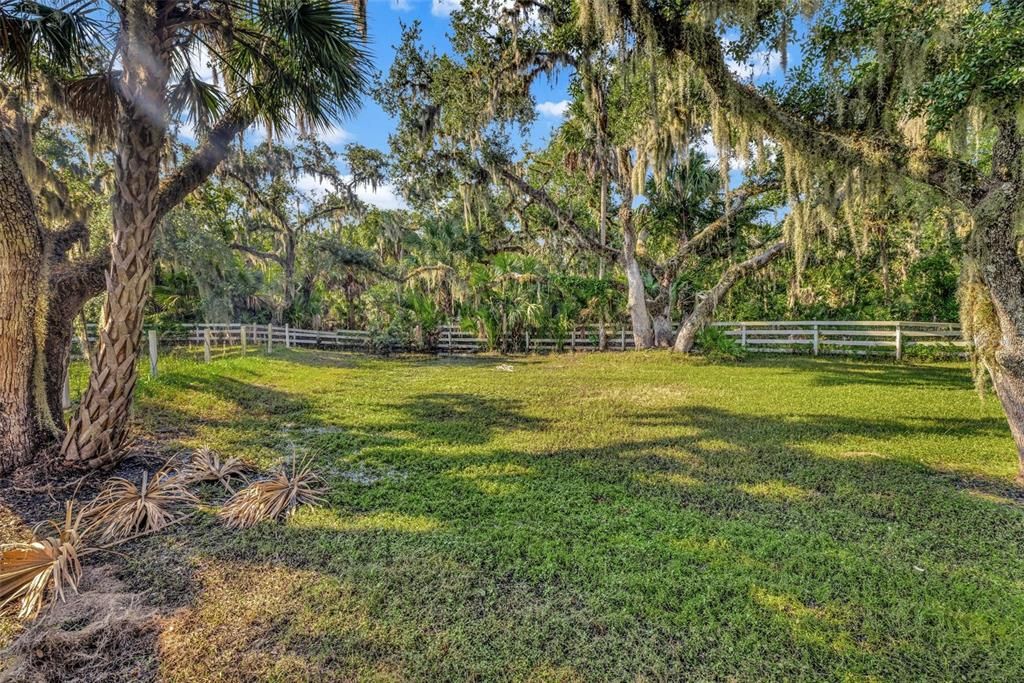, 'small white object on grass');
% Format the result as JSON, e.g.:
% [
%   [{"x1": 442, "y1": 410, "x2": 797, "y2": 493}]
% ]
[{"x1": 495, "y1": 364, "x2": 515, "y2": 372}]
